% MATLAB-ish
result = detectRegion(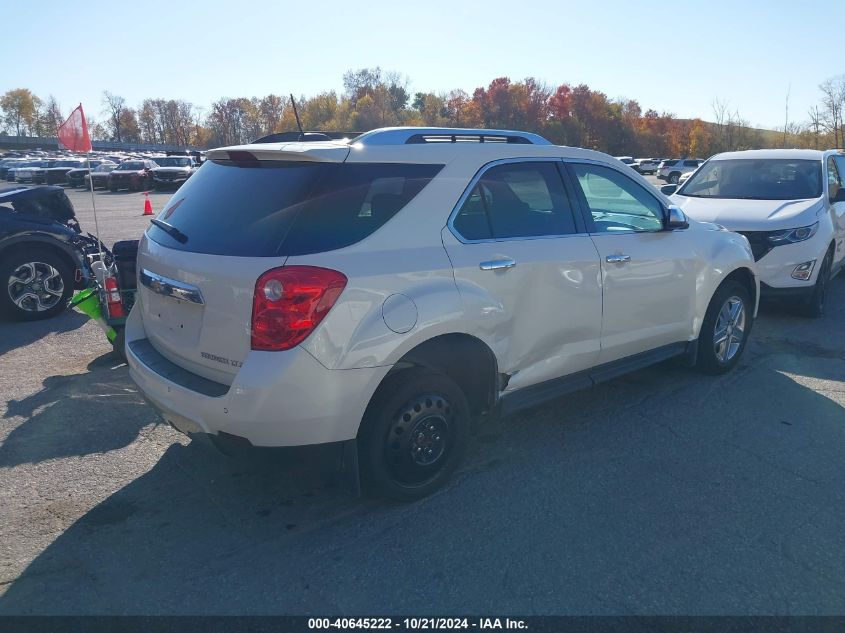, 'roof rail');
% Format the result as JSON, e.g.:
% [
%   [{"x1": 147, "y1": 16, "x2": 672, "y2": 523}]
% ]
[{"x1": 352, "y1": 127, "x2": 552, "y2": 146}]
